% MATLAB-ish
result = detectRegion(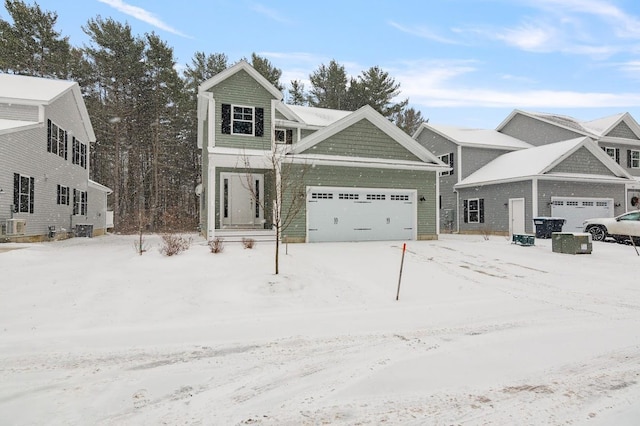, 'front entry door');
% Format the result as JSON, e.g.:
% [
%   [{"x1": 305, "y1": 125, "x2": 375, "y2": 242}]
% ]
[
  {"x1": 221, "y1": 173, "x2": 264, "y2": 227},
  {"x1": 509, "y1": 198, "x2": 525, "y2": 235}
]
